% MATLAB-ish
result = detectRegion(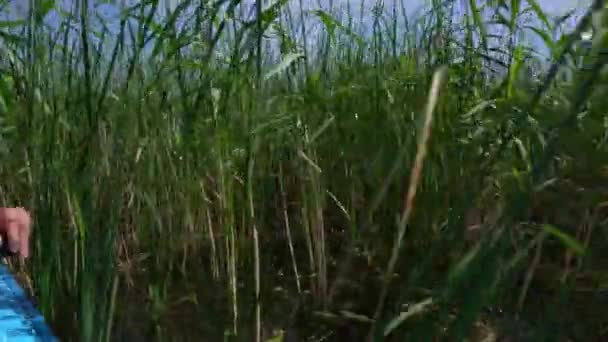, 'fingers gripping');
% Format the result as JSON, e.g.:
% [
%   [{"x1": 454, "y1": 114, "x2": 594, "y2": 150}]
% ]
[
  {"x1": 6, "y1": 220, "x2": 20, "y2": 255},
  {"x1": 18, "y1": 211, "x2": 30, "y2": 258},
  {"x1": 0, "y1": 208, "x2": 31, "y2": 258}
]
